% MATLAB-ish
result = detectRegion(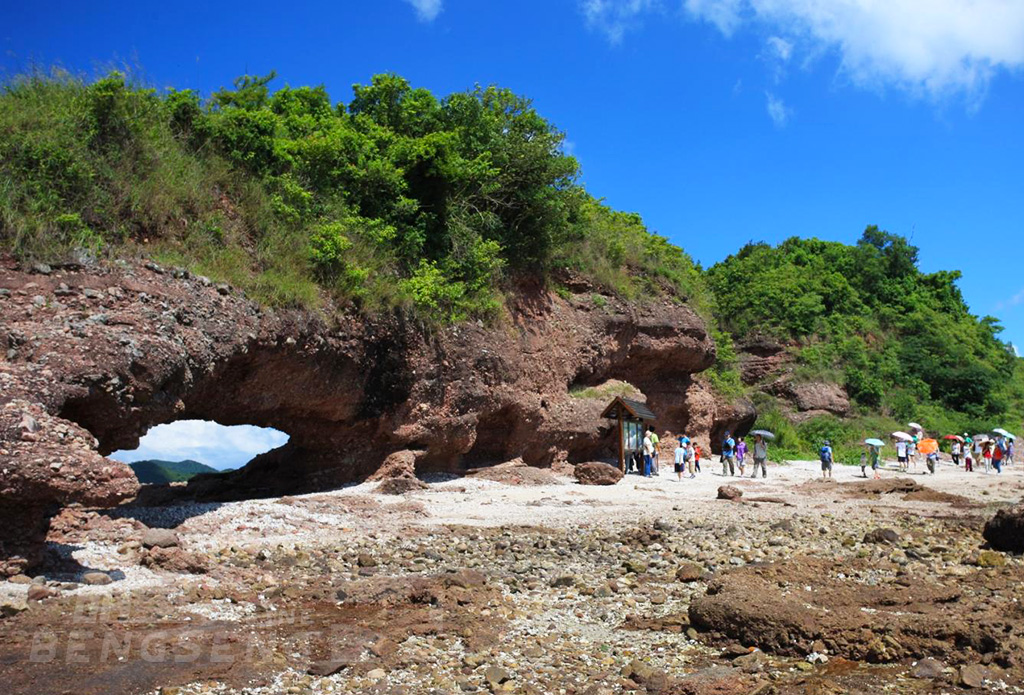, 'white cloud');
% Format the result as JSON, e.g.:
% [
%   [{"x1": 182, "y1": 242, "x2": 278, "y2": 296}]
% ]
[
  {"x1": 683, "y1": 0, "x2": 744, "y2": 36},
  {"x1": 581, "y1": 0, "x2": 660, "y2": 44},
  {"x1": 109, "y1": 420, "x2": 289, "y2": 471},
  {"x1": 996, "y1": 287, "x2": 1024, "y2": 311},
  {"x1": 765, "y1": 91, "x2": 792, "y2": 126},
  {"x1": 683, "y1": 0, "x2": 1024, "y2": 106},
  {"x1": 765, "y1": 35, "x2": 792, "y2": 62},
  {"x1": 404, "y1": 0, "x2": 442, "y2": 22}
]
